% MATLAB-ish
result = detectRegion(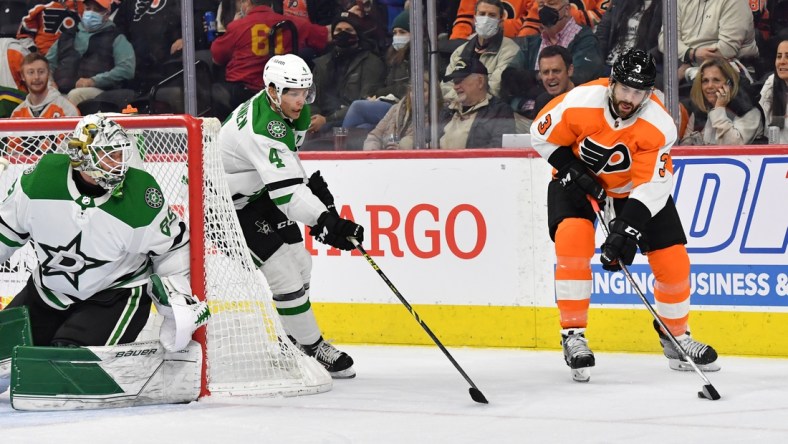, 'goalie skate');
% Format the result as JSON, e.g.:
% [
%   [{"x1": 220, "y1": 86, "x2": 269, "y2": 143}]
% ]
[
  {"x1": 305, "y1": 338, "x2": 356, "y2": 379},
  {"x1": 561, "y1": 329, "x2": 595, "y2": 382},
  {"x1": 653, "y1": 320, "x2": 720, "y2": 372}
]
